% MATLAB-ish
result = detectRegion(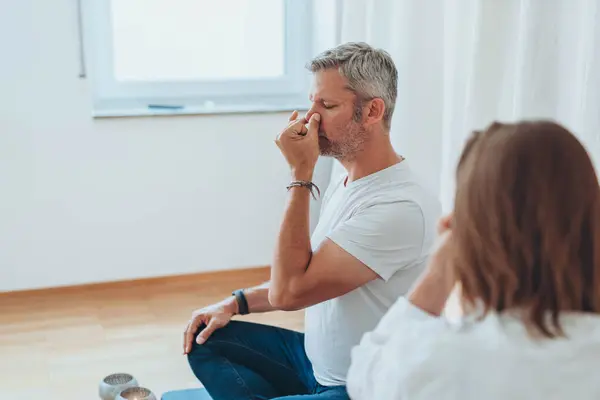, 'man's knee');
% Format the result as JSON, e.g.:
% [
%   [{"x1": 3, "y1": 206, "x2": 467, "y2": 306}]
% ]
[
  {"x1": 186, "y1": 325, "x2": 225, "y2": 372},
  {"x1": 187, "y1": 321, "x2": 245, "y2": 360}
]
